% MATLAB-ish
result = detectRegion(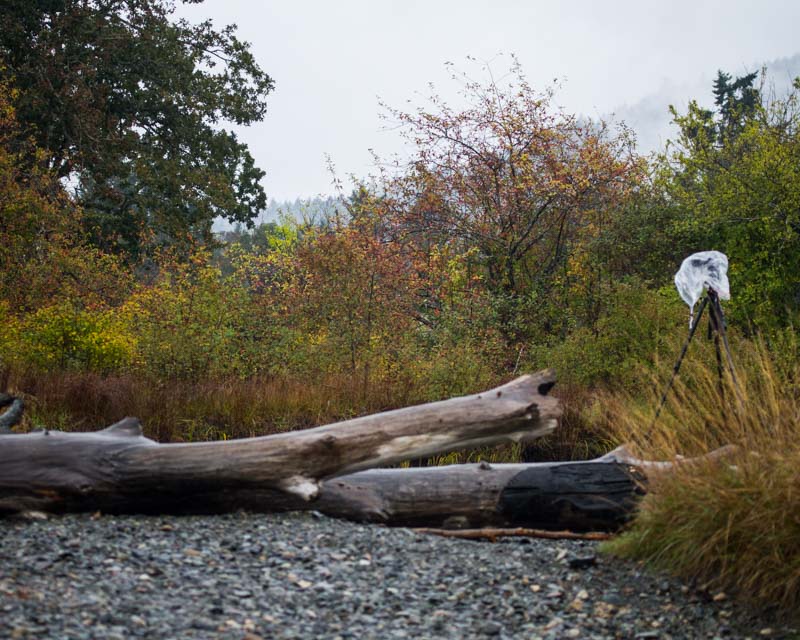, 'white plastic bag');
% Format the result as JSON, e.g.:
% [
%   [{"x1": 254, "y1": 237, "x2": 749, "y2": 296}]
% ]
[{"x1": 674, "y1": 251, "x2": 730, "y2": 321}]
